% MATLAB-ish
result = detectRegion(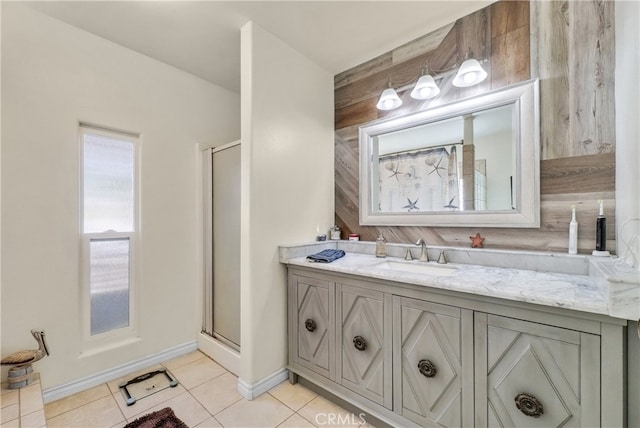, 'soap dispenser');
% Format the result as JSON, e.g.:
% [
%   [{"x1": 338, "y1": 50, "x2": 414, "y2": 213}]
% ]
[
  {"x1": 329, "y1": 225, "x2": 341, "y2": 240},
  {"x1": 375, "y1": 232, "x2": 387, "y2": 258}
]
